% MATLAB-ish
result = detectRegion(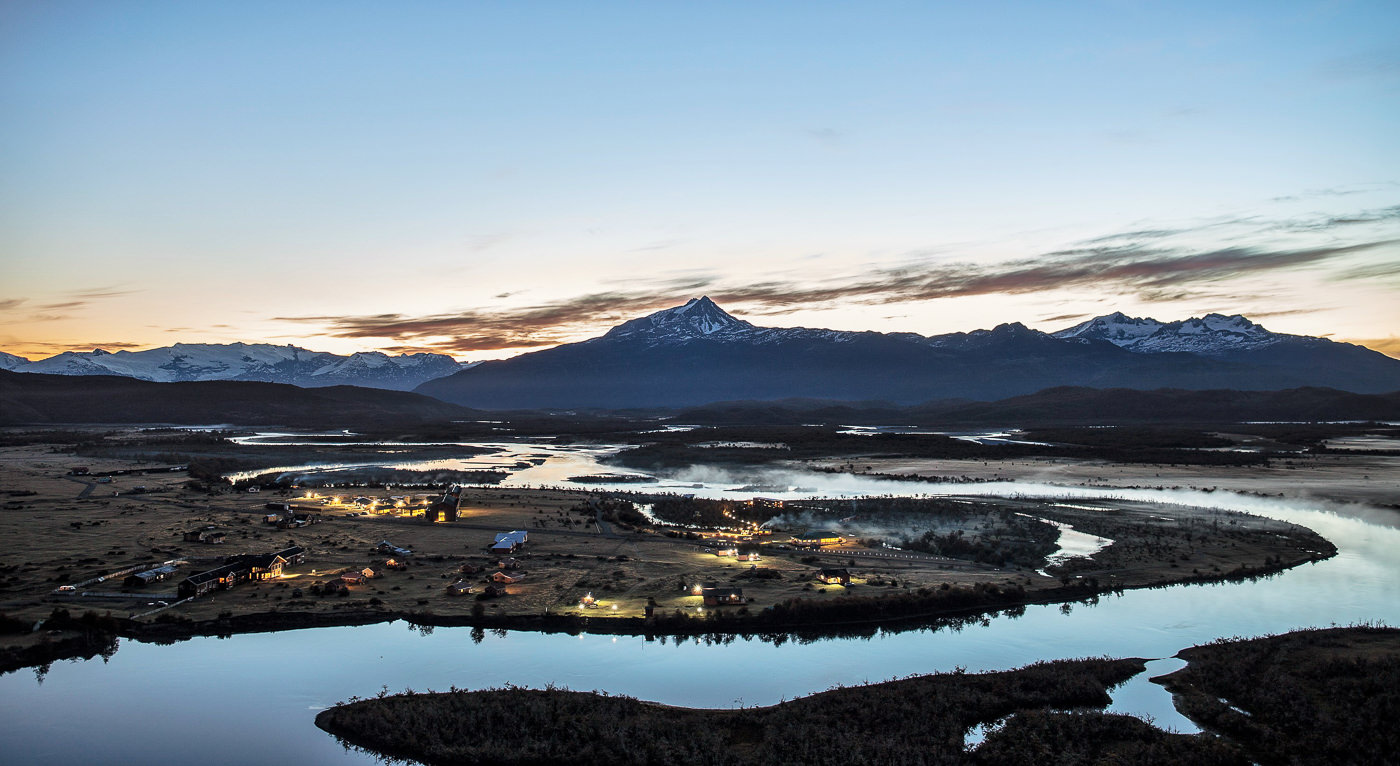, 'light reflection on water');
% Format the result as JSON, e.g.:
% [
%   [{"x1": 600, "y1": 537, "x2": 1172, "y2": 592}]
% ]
[{"x1": 1, "y1": 438, "x2": 1395, "y2": 764}]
